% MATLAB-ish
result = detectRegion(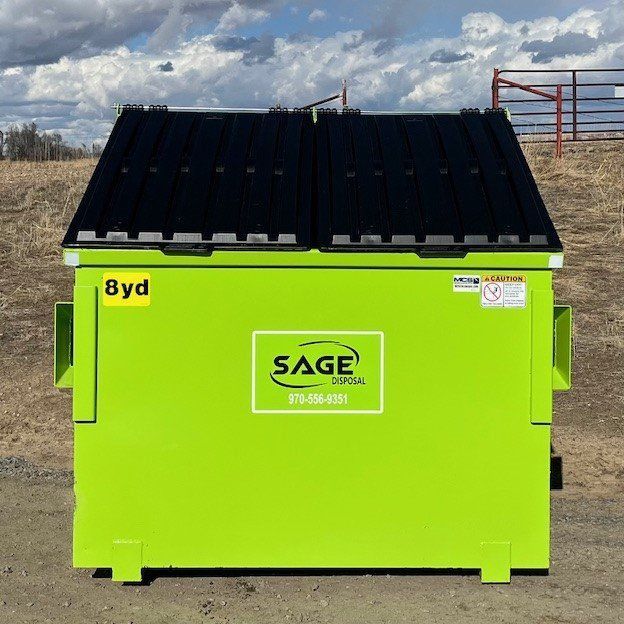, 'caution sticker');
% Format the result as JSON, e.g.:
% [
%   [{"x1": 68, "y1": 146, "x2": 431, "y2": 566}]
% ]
[
  {"x1": 481, "y1": 274, "x2": 526, "y2": 308},
  {"x1": 102, "y1": 273, "x2": 150, "y2": 306}
]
